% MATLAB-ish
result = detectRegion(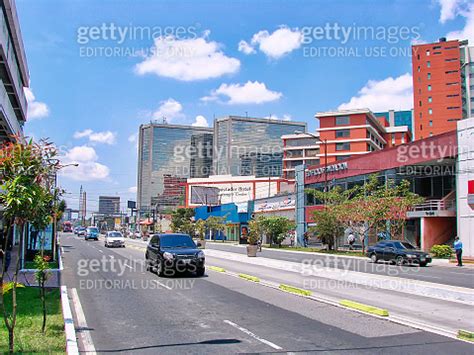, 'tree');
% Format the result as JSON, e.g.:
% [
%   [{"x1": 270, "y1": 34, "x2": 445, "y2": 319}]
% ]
[
  {"x1": 311, "y1": 209, "x2": 345, "y2": 250},
  {"x1": 0, "y1": 138, "x2": 59, "y2": 353},
  {"x1": 247, "y1": 216, "x2": 266, "y2": 245},
  {"x1": 170, "y1": 208, "x2": 195, "y2": 236},
  {"x1": 205, "y1": 216, "x2": 226, "y2": 241},
  {"x1": 195, "y1": 219, "x2": 206, "y2": 241},
  {"x1": 260, "y1": 216, "x2": 294, "y2": 247}
]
